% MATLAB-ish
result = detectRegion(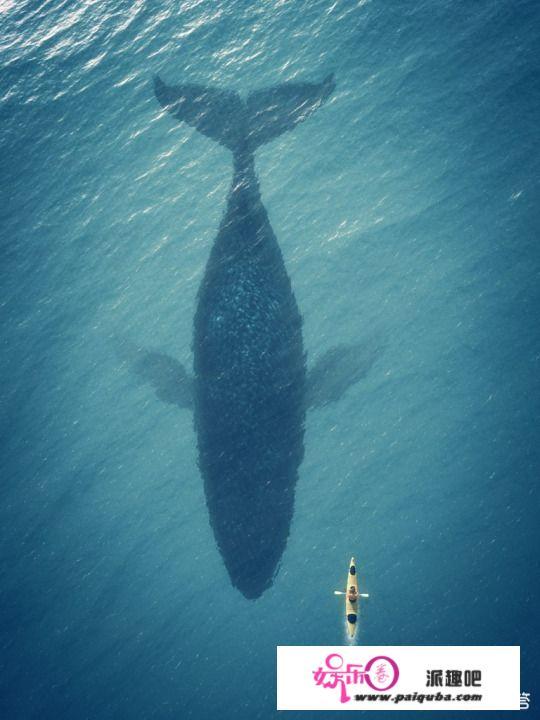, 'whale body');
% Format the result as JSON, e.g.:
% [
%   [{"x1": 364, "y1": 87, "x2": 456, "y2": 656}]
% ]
[
  {"x1": 192, "y1": 149, "x2": 307, "y2": 599},
  {"x1": 121, "y1": 74, "x2": 378, "y2": 599}
]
